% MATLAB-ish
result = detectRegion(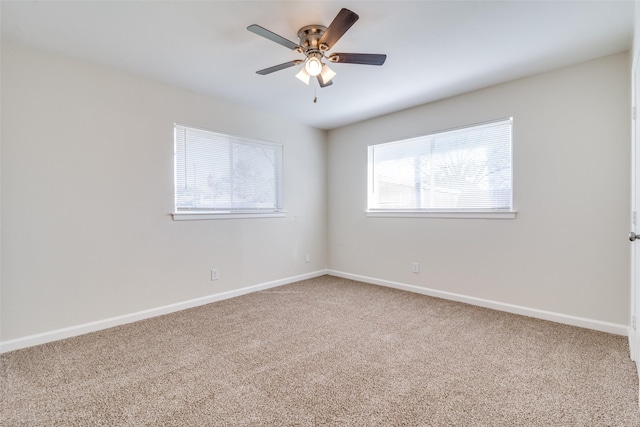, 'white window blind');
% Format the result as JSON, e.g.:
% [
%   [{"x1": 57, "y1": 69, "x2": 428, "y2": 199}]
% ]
[
  {"x1": 368, "y1": 118, "x2": 512, "y2": 213},
  {"x1": 174, "y1": 125, "x2": 283, "y2": 213}
]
